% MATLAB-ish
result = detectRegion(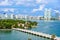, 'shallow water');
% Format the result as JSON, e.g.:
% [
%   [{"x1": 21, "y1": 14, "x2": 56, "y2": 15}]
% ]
[
  {"x1": 31, "y1": 20, "x2": 60, "y2": 37},
  {"x1": 0, "y1": 30, "x2": 50, "y2": 40},
  {"x1": 0, "y1": 20, "x2": 60, "y2": 40}
]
